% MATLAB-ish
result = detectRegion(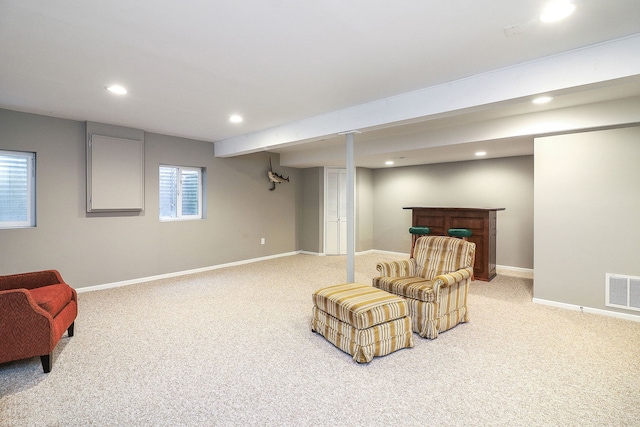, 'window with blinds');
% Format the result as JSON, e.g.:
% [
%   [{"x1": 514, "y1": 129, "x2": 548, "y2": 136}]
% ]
[
  {"x1": 159, "y1": 165, "x2": 203, "y2": 221},
  {"x1": 0, "y1": 150, "x2": 36, "y2": 228}
]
